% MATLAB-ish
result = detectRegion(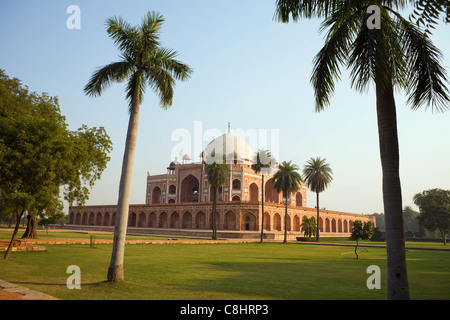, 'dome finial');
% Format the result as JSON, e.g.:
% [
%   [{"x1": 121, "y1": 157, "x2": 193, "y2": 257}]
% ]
[{"x1": 228, "y1": 121, "x2": 230, "y2": 133}]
